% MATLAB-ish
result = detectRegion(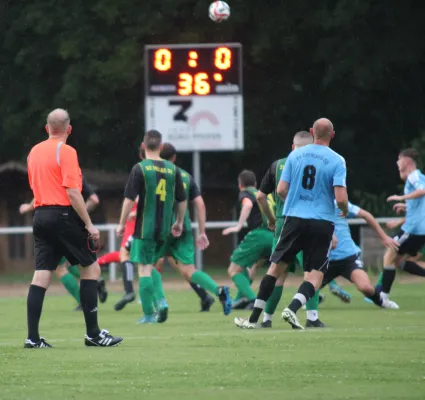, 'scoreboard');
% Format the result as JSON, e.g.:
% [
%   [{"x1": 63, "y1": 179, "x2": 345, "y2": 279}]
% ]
[{"x1": 144, "y1": 43, "x2": 243, "y2": 151}]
